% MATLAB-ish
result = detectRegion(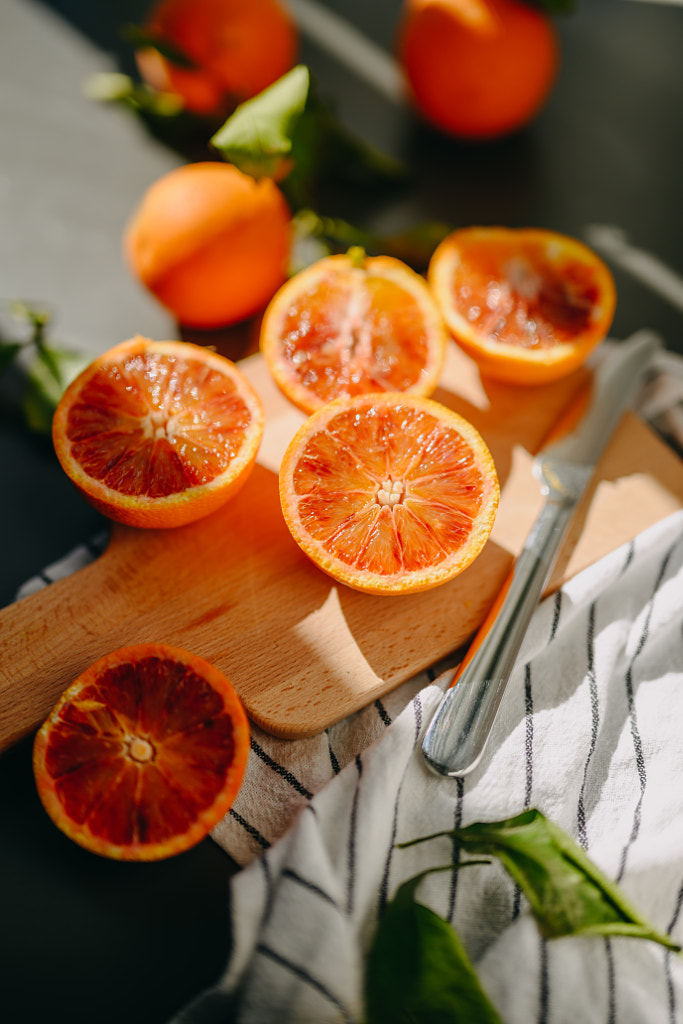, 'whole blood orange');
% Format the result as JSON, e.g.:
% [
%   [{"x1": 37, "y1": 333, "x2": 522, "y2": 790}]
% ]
[
  {"x1": 33, "y1": 644, "x2": 250, "y2": 861},
  {"x1": 428, "y1": 226, "x2": 617, "y2": 385},
  {"x1": 279, "y1": 392, "x2": 500, "y2": 595},
  {"x1": 260, "y1": 250, "x2": 448, "y2": 415},
  {"x1": 52, "y1": 336, "x2": 264, "y2": 529},
  {"x1": 397, "y1": 0, "x2": 558, "y2": 140},
  {"x1": 134, "y1": 0, "x2": 298, "y2": 117},
  {"x1": 124, "y1": 162, "x2": 292, "y2": 329}
]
